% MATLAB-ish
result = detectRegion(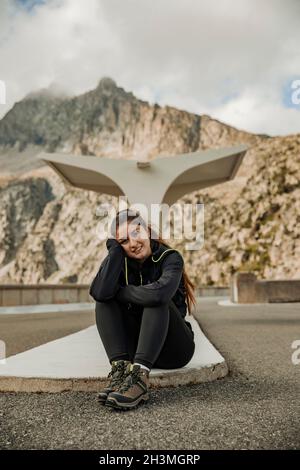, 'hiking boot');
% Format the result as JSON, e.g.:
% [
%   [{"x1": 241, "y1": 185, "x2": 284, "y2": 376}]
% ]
[
  {"x1": 97, "y1": 359, "x2": 132, "y2": 405},
  {"x1": 105, "y1": 363, "x2": 150, "y2": 410}
]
